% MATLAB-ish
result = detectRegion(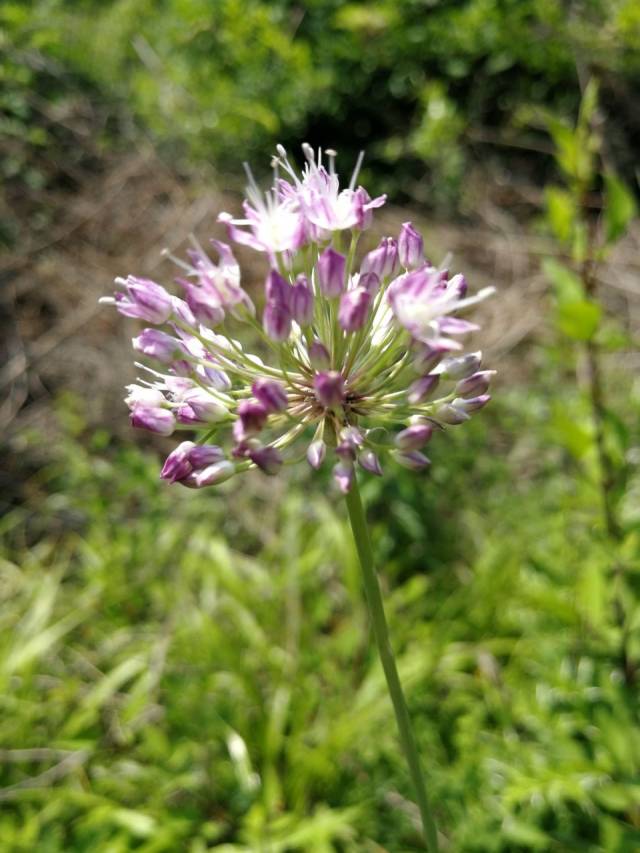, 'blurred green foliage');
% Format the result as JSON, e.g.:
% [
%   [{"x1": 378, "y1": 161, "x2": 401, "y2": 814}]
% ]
[
  {"x1": 3, "y1": 0, "x2": 639, "y2": 203},
  {"x1": 2, "y1": 368, "x2": 640, "y2": 849}
]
